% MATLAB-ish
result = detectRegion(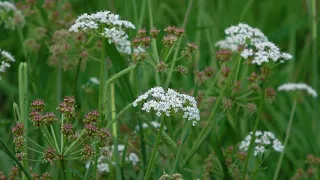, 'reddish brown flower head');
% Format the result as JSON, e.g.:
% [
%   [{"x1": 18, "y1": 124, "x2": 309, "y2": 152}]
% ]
[
  {"x1": 31, "y1": 173, "x2": 39, "y2": 180},
  {"x1": 43, "y1": 147, "x2": 56, "y2": 164},
  {"x1": 177, "y1": 65, "x2": 188, "y2": 75},
  {"x1": 137, "y1": 29, "x2": 147, "y2": 37},
  {"x1": 8, "y1": 166, "x2": 19, "y2": 179},
  {"x1": 216, "y1": 50, "x2": 232, "y2": 62},
  {"x1": 84, "y1": 110, "x2": 99, "y2": 124},
  {"x1": 15, "y1": 152, "x2": 26, "y2": 161},
  {"x1": 63, "y1": 96, "x2": 76, "y2": 107},
  {"x1": 31, "y1": 99, "x2": 45, "y2": 112},
  {"x1": 82, "y1": 145, "x2": 94, "y2": 159},
  {"x1": 221, "y1": 66, "x2": 230, "y2": 78},
  {"x1": 140, "y1": 37, "x2": 151, "y2": 47},
  {"x1": 132, "y1": 38, "x2": 141, "y2": 47},
  {"x1": 29, "y1": 111, "x2": 44, "y2": 127},
  {"x1": 42, "y1": 112, "x2": 57, "y2": 125},
  {"x1": 150, "y1": 29, "x2": 160, "y2": 38},
  {"x1": 174, "y1": 28, "x2": 185, "y2": 37},
  {"x1": 233, "y1": 81, "x2": 241, "y2": 92},
  {"x1": 156, "y1": 61, "x2": 168, "y2": 72},
  {"x1": 204, "y1": 67, "x2": 214, "y2": 77},
  {"x1": 164, "y1": 26, "x2": 177, "y2": 34},
  {"x1": 98, "y1": 128, "x2": 111, "y2": 143},
  {"x1": 13, "y1": 136, "x2": 24, "y2": 151},
  {"x1": 248, "y1": 72, "x2": 258, "y2": 82},
  {"x1": 85, "y1": 123, "x2": 98, "y2": 136},
  {"x1": 245, "y1": 103, "x2": 257, "y2": 116},
  {"x1": 162, "y1": 35, "x2": 177, "y2": 47},
  {"x1": 0, "y1": 171, "x2": 6, "y2": 180},
  {"x1": 12, "y1": 123, "x2": 25, "y2": 137},
  {"x1": 265, "y1": 87, "x2": 276, "y2": 103},
  {"x1": 41, "y1": 172, "x2": 51, "y2": 180},
  {"x1": 222, "y1": 98, "x2": 233, "y2": 112},
  {"x1": 61, "y1": 123, "x2": 74, "y2": 136}
]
